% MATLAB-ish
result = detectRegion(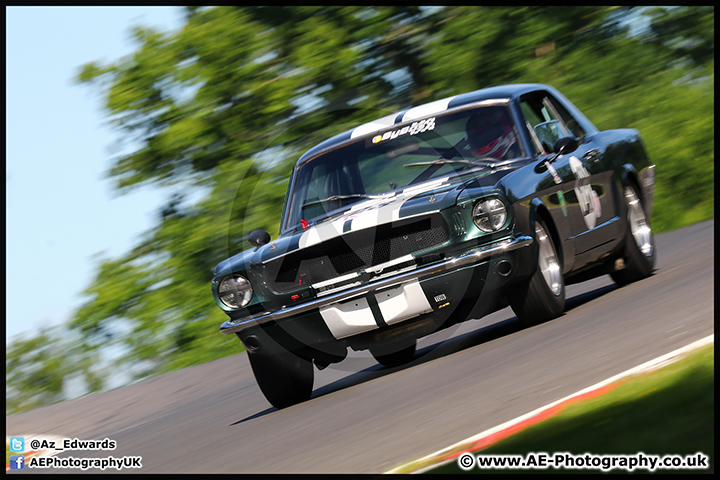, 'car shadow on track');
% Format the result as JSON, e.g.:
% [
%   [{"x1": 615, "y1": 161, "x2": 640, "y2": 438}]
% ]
[
  {"x1": 310, "y1": 316, "x2": 523, "y2": 401},
  {"x1": 231, "y1": 408, "x2": 276, "y2": 424},
  {"x1": 312, "y1": 282, "x2": 620, "y2": 396},
  {"x1": 230, "y1": 280, "x2": 619, "y2": 423},
  {"x1": 564, "y1": 282, "x2": 618, "y2": 312}
]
